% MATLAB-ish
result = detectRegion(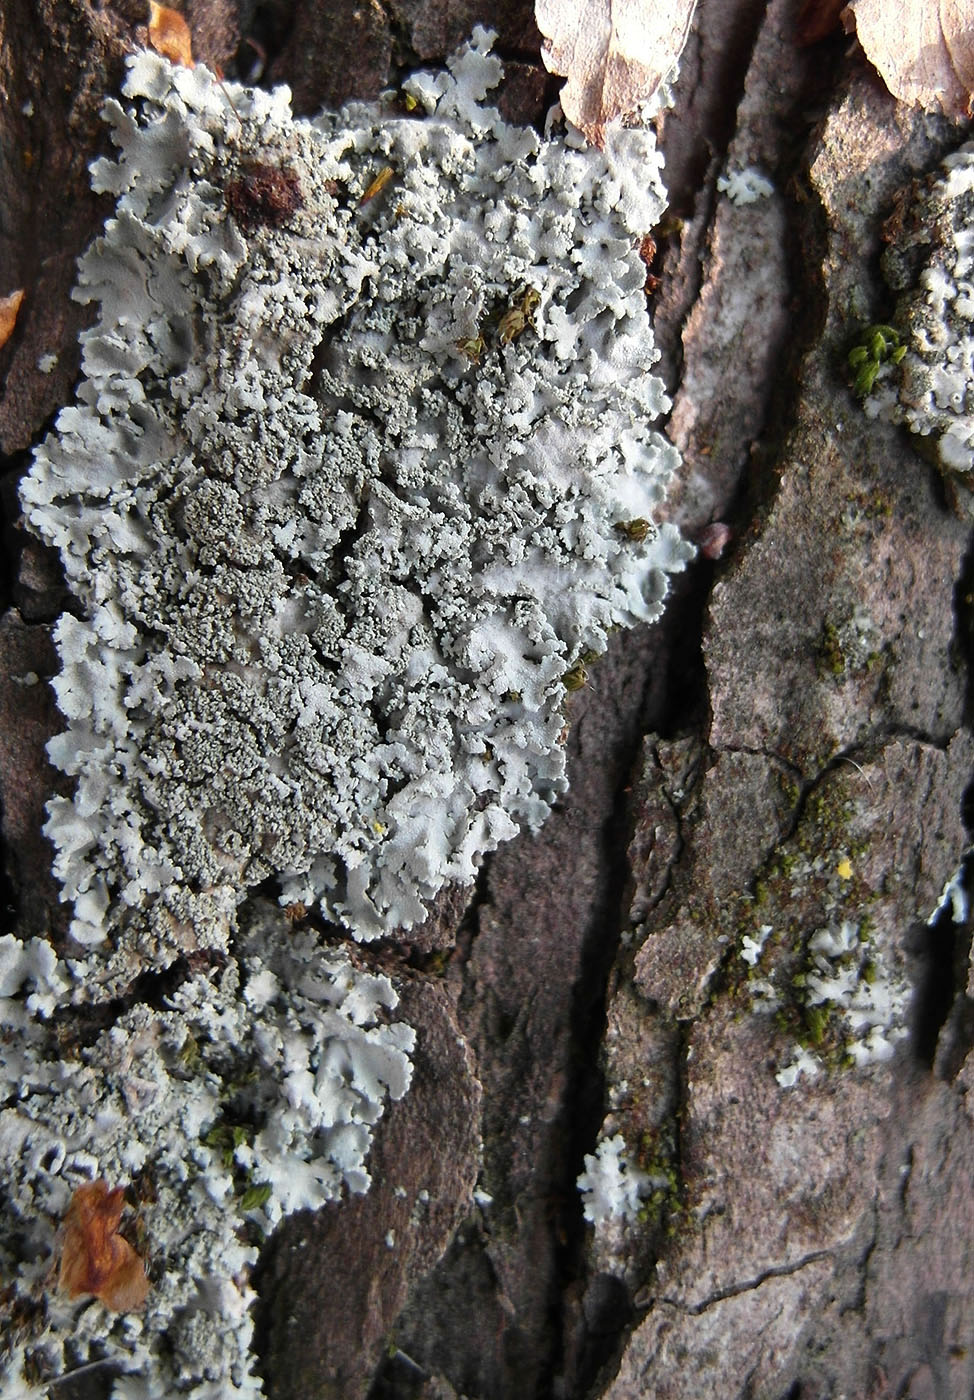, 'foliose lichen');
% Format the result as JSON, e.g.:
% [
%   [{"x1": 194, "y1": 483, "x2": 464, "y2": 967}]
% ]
[
  {"x1": 577, "y1": 1133, "x2": 654, "y2": 1226},
  {"x1": 21, "y1": 28, "x2": 691, "y2": 975},
  {"x1": 716, "y1": 165, "x2": 775, "y2": 205},
  {"x1": 871, "y1": 142, "x2": 974, "y2": 477},
  {"x1": 7, "y1": 30, "x2": 690, "y2": 1395},
  {"x1": 741, "y1": 917, "x2": 911, "y2": 1087},
  {"x1": 0, "y1": 902, "x2": 413, "y2": 1395}
]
